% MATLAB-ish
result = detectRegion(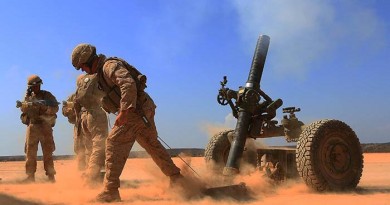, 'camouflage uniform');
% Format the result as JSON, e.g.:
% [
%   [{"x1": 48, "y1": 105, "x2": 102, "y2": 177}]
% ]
[
  {"x1": 71, "y1": 44, "x2": 181, "y2": 202},
  {"x1": 97, "y1": 56, "x2": 181, "y2": 192},
  {"x1": 62, "y1": 93, "x2": 87, "y2": 171},
  {"x1": 74, "y1": 73, "x2": 108, "y2": 183},
  {"x1": 20, "y1": 75, "x2": 59, "y2": 182}
]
